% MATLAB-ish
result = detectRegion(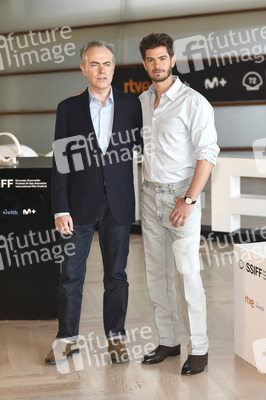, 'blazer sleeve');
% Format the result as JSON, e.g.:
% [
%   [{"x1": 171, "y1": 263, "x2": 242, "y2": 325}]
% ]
[{"x1": 51, "y1": 102, "x2": 70, "y2": 215}]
